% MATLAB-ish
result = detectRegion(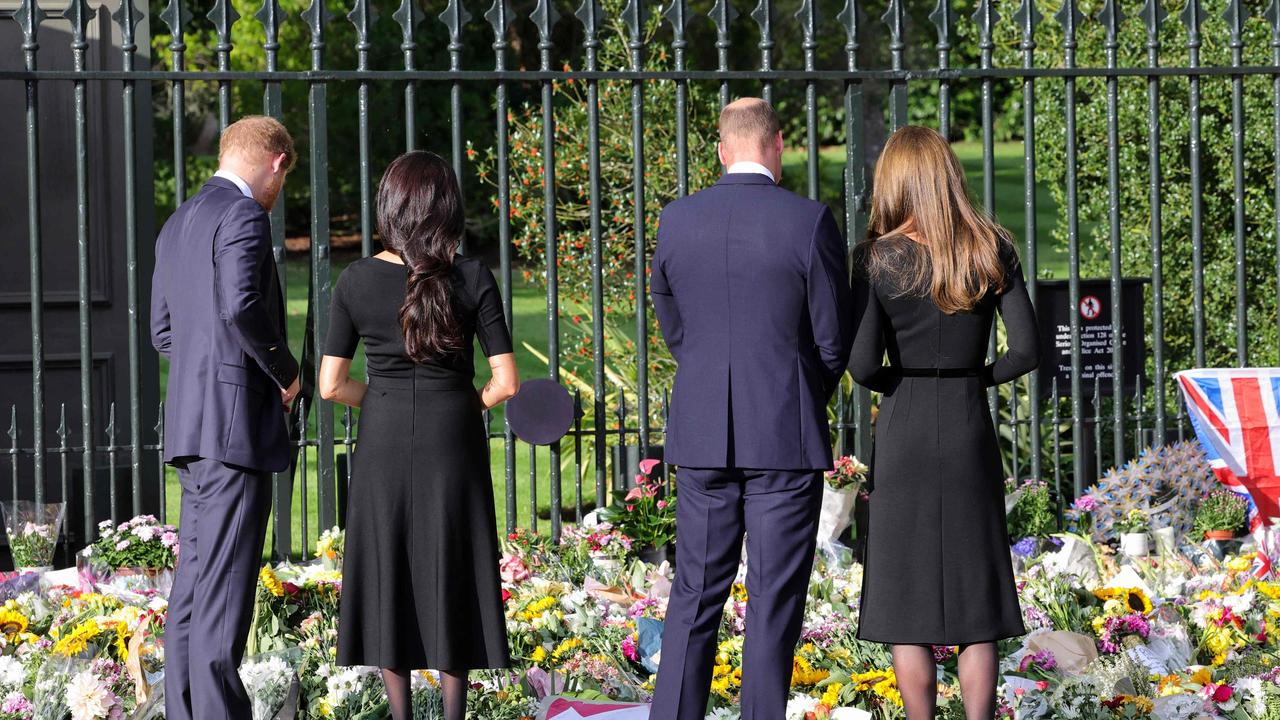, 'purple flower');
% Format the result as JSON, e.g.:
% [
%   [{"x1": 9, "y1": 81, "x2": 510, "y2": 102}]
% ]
[
  {"x1": 1012, "y1": 537, "x2": 1039, "y2": 557},
  {"x1": 1073, "y1": 495, "x2": 1098, "y2": 512}
]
